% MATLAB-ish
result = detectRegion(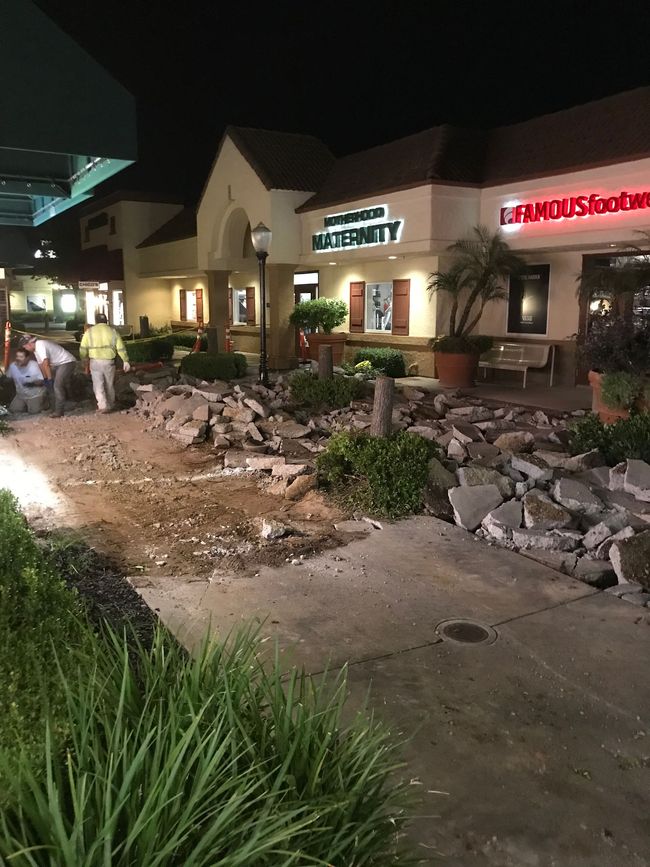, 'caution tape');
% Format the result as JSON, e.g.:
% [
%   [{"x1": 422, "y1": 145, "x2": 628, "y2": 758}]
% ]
[{"x1": 8, "y1": 325, "x2": 200, "y2": 344}]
